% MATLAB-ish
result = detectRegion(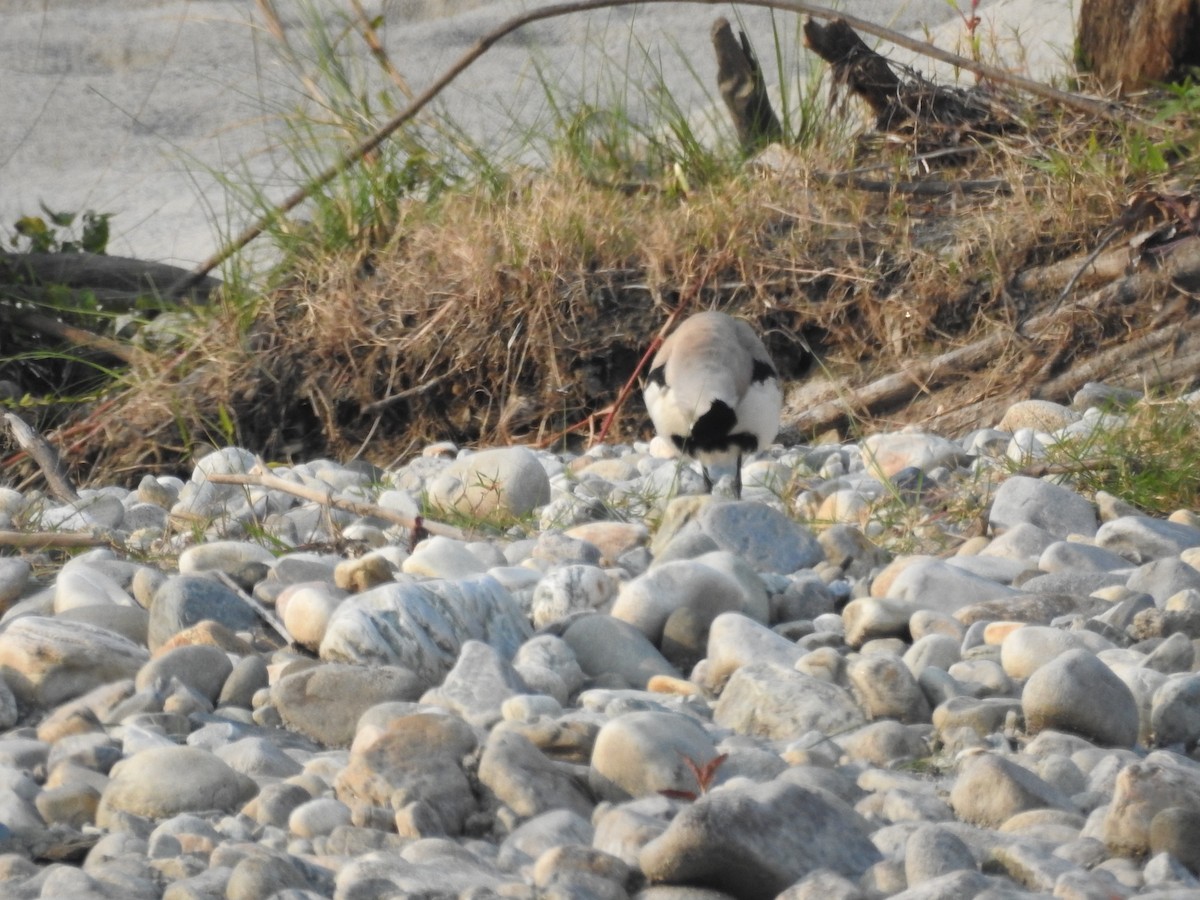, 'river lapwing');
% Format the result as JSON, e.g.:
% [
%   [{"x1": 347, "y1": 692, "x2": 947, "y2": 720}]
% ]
[{"x1": 643, "y1": 310, "x2": 781, "y2": 498}]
